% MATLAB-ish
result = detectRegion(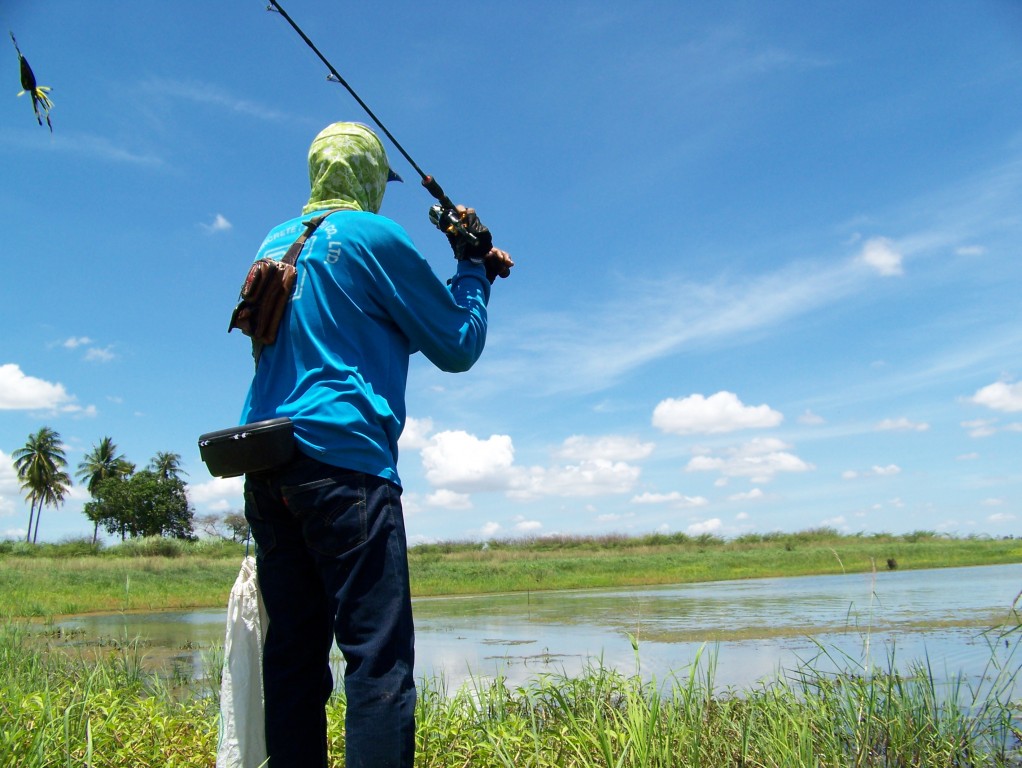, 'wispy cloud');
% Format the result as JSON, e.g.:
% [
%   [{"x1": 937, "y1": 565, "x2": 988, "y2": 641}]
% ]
[
  {"x1": 0, "y1": 129, "x2": 165, "y2": 166},
  {"x1": 491, "y1": 151, "x2": 1022, "y2": 400},
  {"x1": 842, "y1": 464, "x2": 902, "y2": 480},
  {"x1": 84, "y1": 346, "x2": 116, "y2": 363},
  {"x1": 874, "y1": 417, "x2": 929, "y2": 432},
  {"x1": 202, "y1": 213, "x2": 232, "y2": 234},
  {"x1": 56, "y1": 336, "x2": 117, "y2": 363},
  {"x1": 504, "y1": 257, "x2": 866, "y2": 396},
  {"x1": 141, "y1": 77, "x2": 292, "y2": 122}
]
